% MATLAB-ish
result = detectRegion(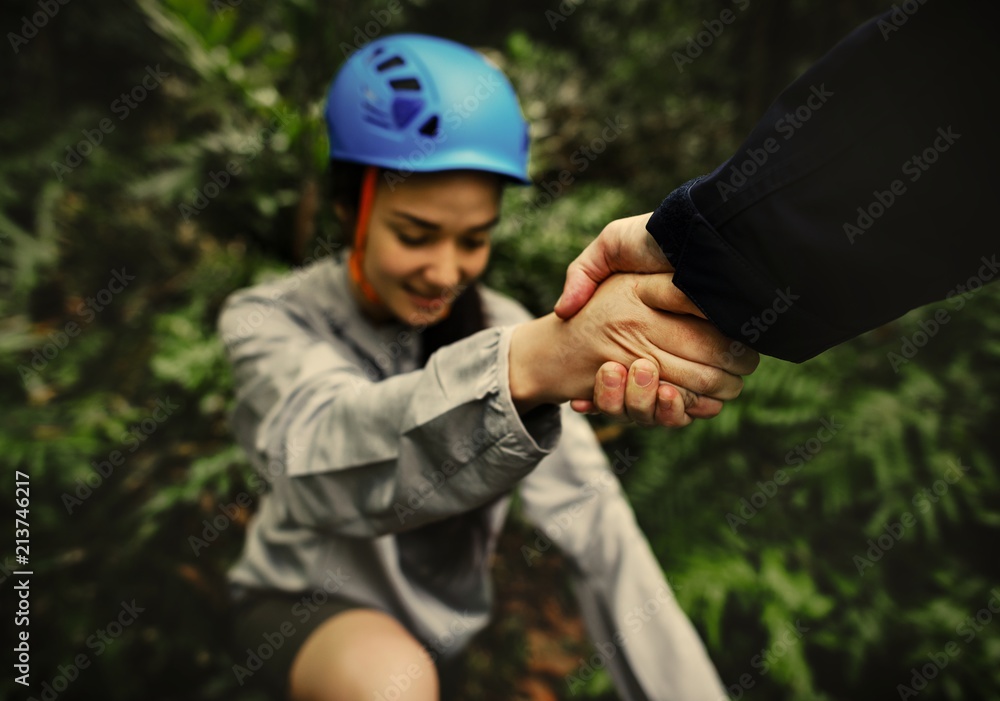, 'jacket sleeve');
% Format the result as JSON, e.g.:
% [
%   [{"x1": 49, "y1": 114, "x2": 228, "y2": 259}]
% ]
[
  {"x1": 517, "y1": 407, "x2": 726, "y2": 701},
  {"x1": 218, "y1": 284, "x2": 561, "y2": 538},
  {"x1": 646, "y1": 2, "x2": 1000, "y2": 362}
]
